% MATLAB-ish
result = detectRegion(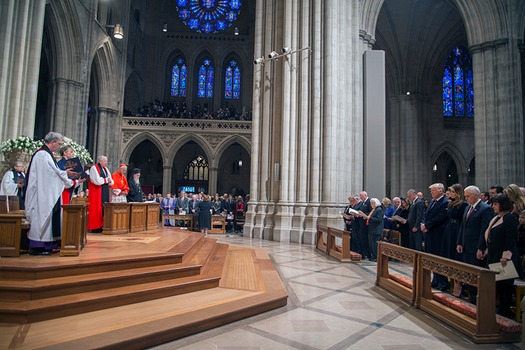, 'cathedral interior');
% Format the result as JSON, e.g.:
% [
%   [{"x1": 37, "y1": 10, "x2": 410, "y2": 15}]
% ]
[{"x1": 0, "y1": 0, "x2": 524, "y2": 243}]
